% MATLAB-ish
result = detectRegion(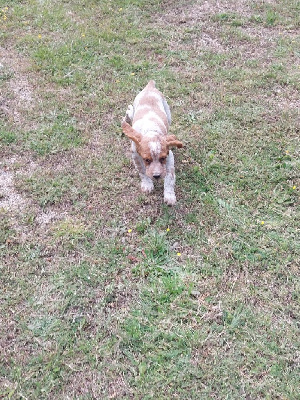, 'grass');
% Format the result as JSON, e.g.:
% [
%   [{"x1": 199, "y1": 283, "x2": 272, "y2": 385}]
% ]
[{"x1": 0, "y1": 0, "x2": 299, "y2": 399}]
